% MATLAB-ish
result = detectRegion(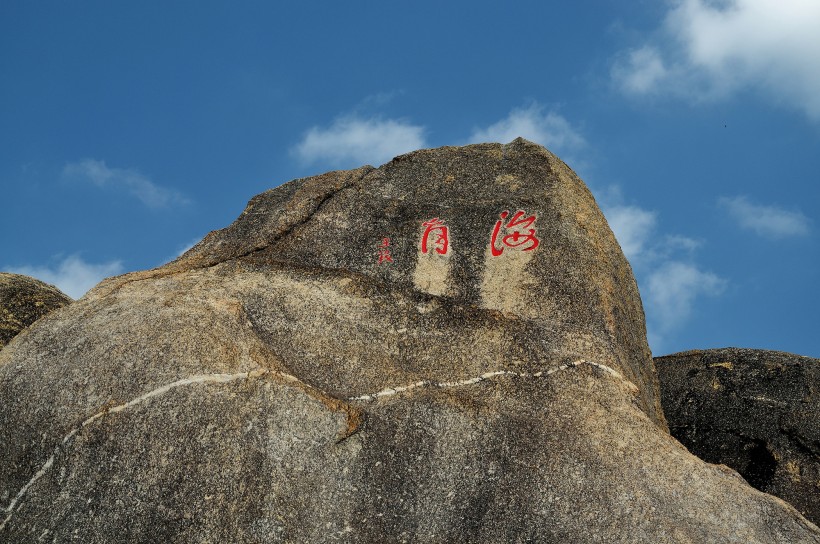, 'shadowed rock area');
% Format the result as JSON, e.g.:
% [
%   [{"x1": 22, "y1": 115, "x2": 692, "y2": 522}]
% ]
[
  {"x1": 1, "y1": 140, "x2": 818, "y2": 542},
  {"x1": 0, "y1": 273, "x2": 71, "y2": 349},
  {"x1": 656, "y1": 348, "x2": 820, "y2": 526}
]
